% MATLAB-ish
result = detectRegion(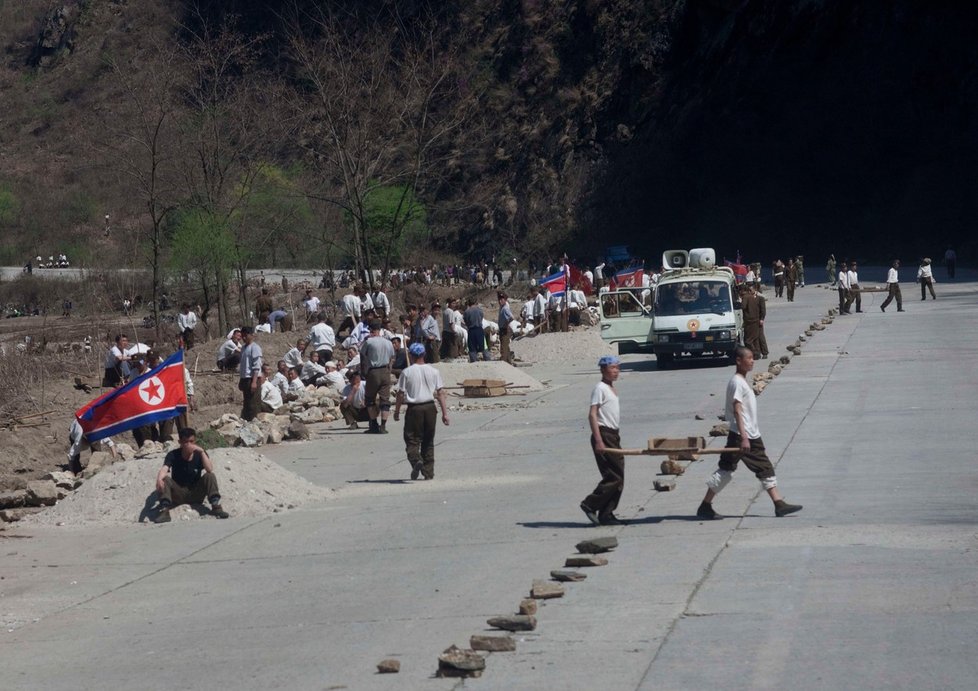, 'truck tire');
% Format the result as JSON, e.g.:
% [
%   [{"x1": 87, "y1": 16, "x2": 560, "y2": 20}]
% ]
[{"x1": 656, "y1": 352, "x2": 674, "y2": 369}]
